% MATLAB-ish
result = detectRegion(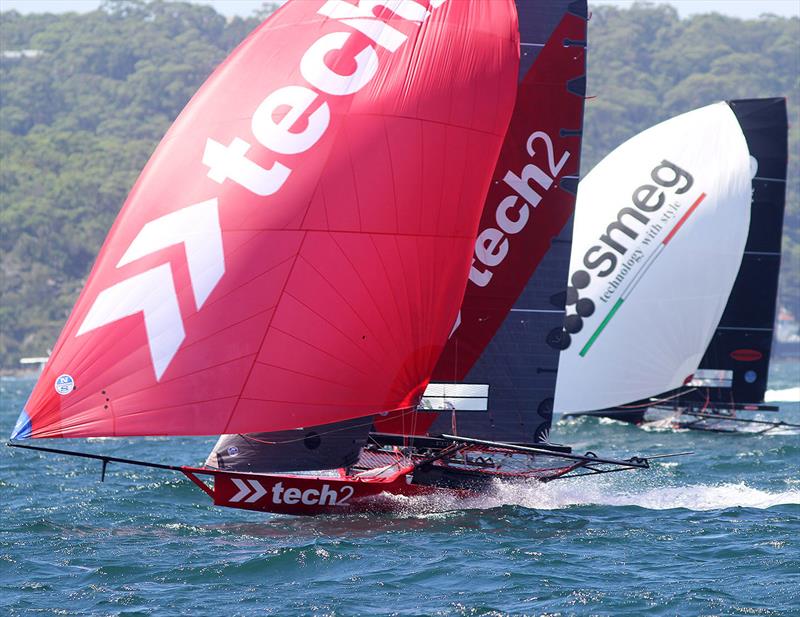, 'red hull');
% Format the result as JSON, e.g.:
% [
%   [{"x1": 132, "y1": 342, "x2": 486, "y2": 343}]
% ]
[{"x1": 183, "y1": 465, "x2": 463, "y2": 516}]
